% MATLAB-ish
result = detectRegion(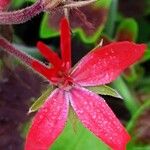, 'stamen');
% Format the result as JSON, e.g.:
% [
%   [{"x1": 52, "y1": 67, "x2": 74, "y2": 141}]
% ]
[
  {"x1": 37, "y1": 41, "x2": 62, "y2": 69},
  {"x1": 0, "y1": 0, "x2": 44, "y2": 24},
  {"x1": 60, "y1": 18, "x2": 71, "y2": 69}
]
